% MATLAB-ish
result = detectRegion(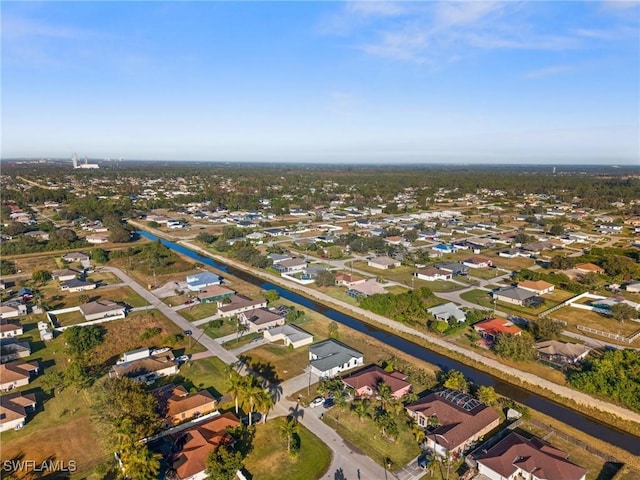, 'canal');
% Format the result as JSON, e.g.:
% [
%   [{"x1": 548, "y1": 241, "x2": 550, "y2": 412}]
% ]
[{"x1": 139, "y1": 231, "x2": 640, "y2": 455}]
